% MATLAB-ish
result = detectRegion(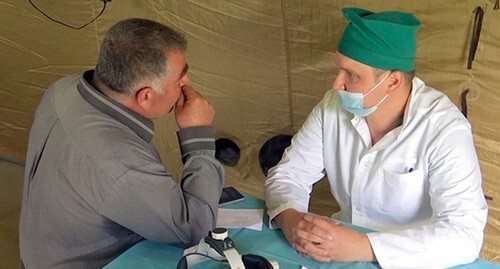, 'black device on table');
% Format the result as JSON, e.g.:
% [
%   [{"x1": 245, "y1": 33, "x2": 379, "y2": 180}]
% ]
[{"x1": 219, "y1": 187, "x2": 245, "y2": 206}]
